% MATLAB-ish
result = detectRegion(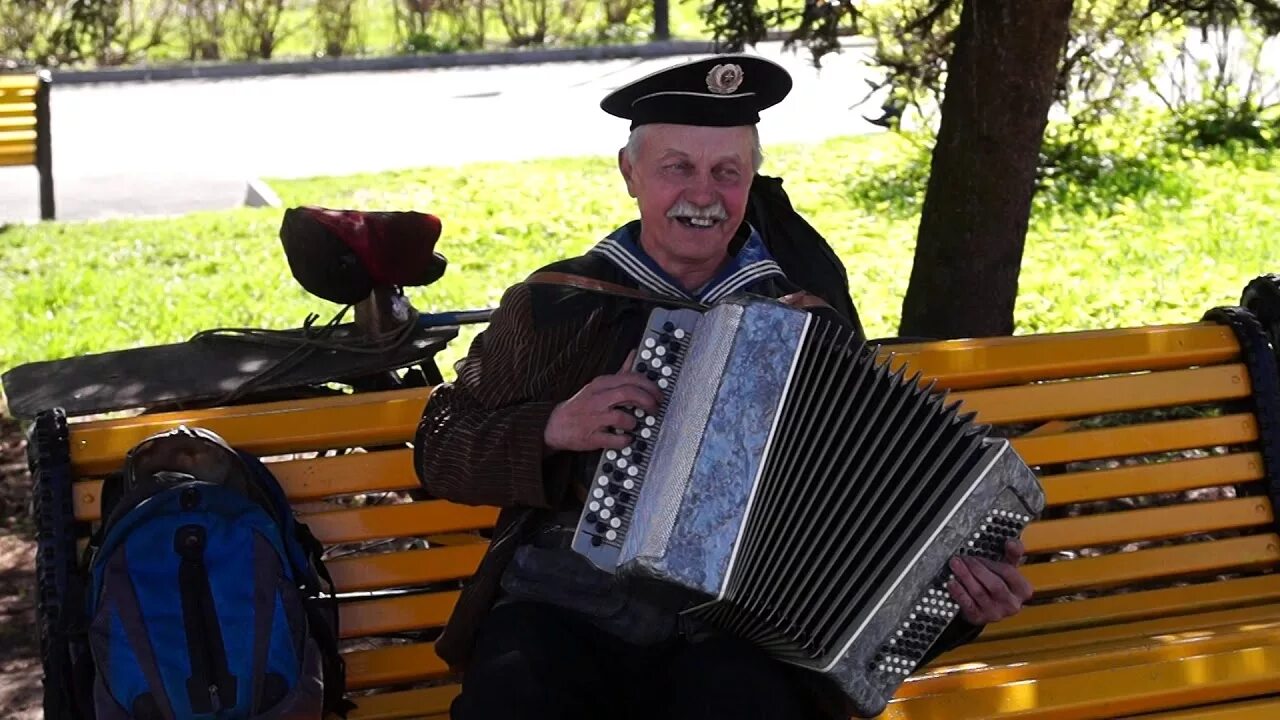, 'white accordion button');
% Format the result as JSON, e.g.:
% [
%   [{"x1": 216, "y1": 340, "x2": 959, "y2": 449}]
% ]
[
  {"x1": 610, "y1": 518, "x2": 621, "y2": 528},
  {"x1": 623, "y1": 479, "x2": 635, "y2": 490},
  {"x1": 627, "y1": 466, "x2": 639, "y2": 477},
  {"x1": 661, "y1": 366, "x2": 673, "y2": 377},
  {"x1": 597, "y1": 476, "x2": 609, "y2": 486},
  {"x1": 606, "y1": 530, "x2": 617, "y2": 541},
  {"x1": 658, "y1": 379, "x2": 669, "y2": 389},
  {"x1": 641, "y1": 350, "x2": 652, "y2": 360},
  {"x1": 604, "y1": 497, "x2": 615, "y2": 507},
  {"x1": 592, "y1": 488, "x2": 604, "y2": 499},
  {"x1": 644, "y1": 338, "x2": 656, "y2": 348},
  {"x1": 674, "y1": 329, "x2": 686, "y2": 339},
  {"x1": 655, "y1": 346, "x2": 666, "y2": 356},
  {"x1": 606, "y1": 450, "x2": 618, "y2": 460},
  {"x1": 600, "y1": 509, "x2": 612, "y2": 520},
  {"x1": 622, "y1": 447, "x2": 632, "y2": 456},
  {"x1": 589, "y1": 501, "x2": 600, "y2": 512}
]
